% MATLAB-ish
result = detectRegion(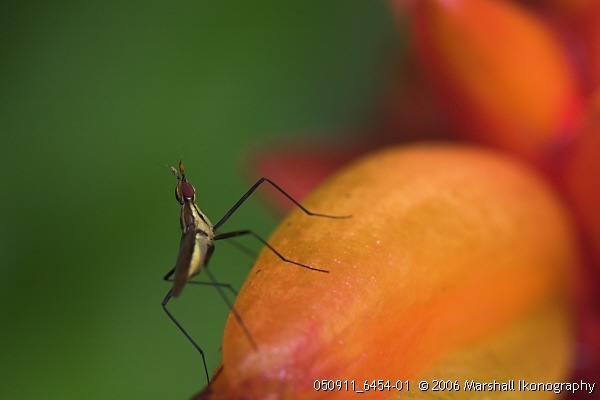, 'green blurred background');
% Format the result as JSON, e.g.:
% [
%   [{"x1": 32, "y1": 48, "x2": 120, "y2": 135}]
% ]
[{"x1": 0, "y1": 2, "x2": 395, "y2": 399}]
